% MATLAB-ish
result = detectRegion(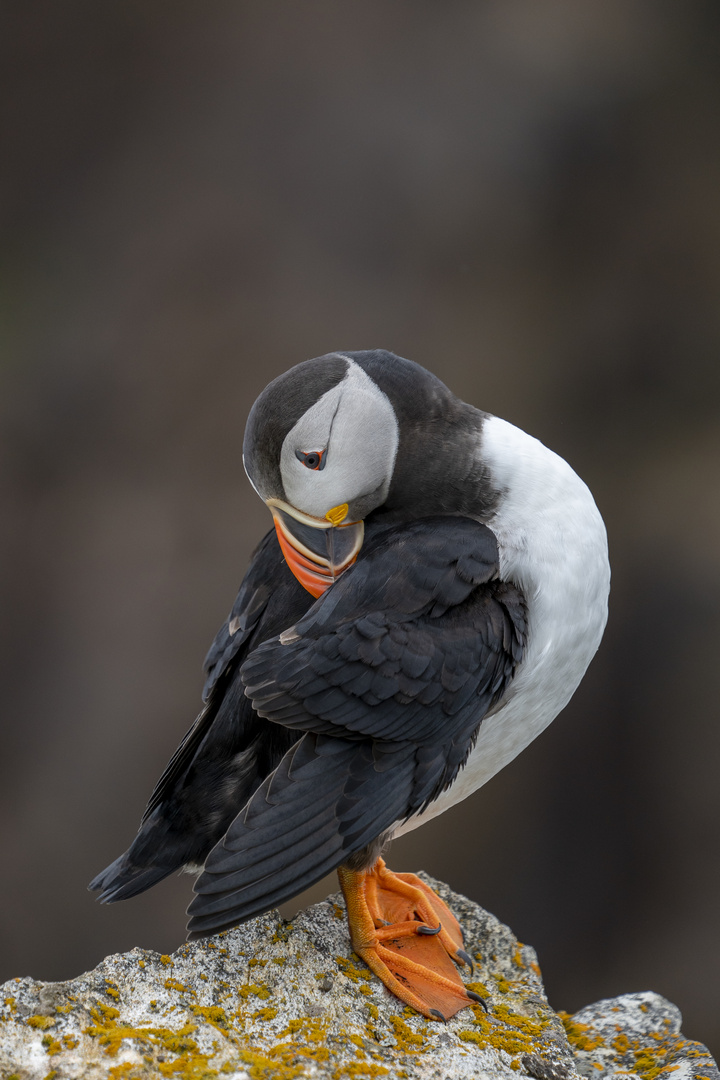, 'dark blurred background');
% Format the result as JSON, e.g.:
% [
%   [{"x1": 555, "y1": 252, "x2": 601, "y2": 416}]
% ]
[{"x1": 1, "y1": 0, "x2": 719, "y2": 1055}]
